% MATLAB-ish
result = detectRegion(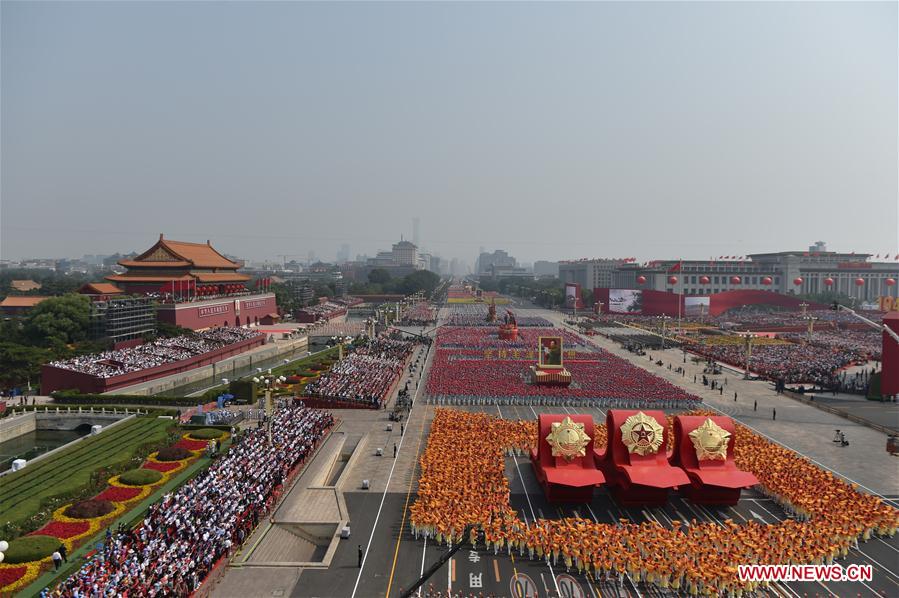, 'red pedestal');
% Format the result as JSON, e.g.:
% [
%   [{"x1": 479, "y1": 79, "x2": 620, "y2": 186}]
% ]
[
  {"x1": 595, "y1": 410, "x2": 689, "y2": 507},
  {"x1": 498, "y1": 324, "x2": 519, "y2": 340},
  {"x1": 530, "y1": 414, "x2": 605, "y2": 504},
  {"x1": 669, "y1": 415, "x2": 758, "y2": 506},
  {"x1": 529, "y1": 366, "x2": 572, "y2": 387}
]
